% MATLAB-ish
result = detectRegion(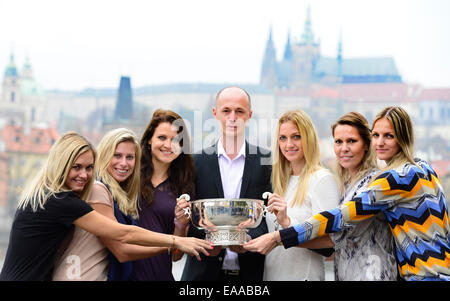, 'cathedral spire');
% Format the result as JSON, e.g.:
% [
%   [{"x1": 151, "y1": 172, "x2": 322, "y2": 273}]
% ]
[
  {"x1": 267, "y1": 25, "x2": 274, "y2": 48},
  {"x1": 262, "y1": 25, "x2": 276, "y2": 63},
  {"x1": 337, "y1": 30, "x2": 343, "y2": 78},
  {"x1": 260, "y1": 25, "x2": 278, "y2": 88},
  {"x1": 283, "y1": 28, "x2": 293, "y2": 61},
  {"x1": 300, "y1": 5, "x2": 315, "y2": 45}
]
